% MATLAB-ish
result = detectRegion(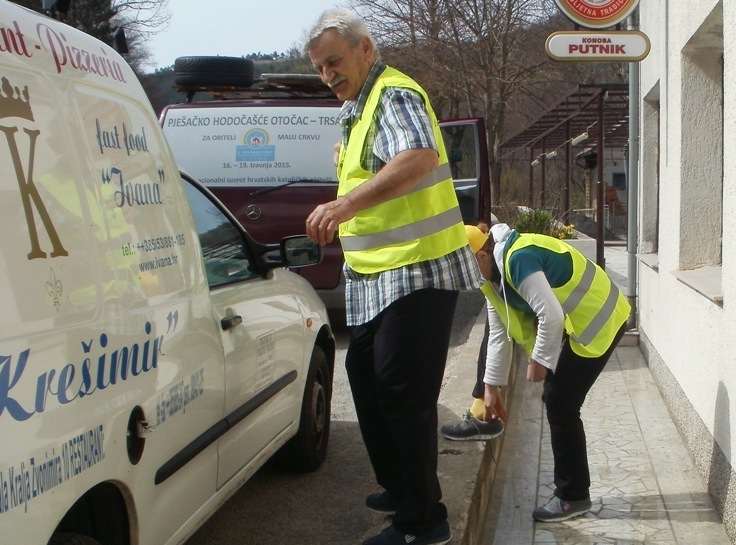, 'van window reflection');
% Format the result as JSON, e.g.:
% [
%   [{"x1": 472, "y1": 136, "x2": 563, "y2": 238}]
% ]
[{"x1": 182, "y1": 178, "x2": 257, "y2": 286}]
